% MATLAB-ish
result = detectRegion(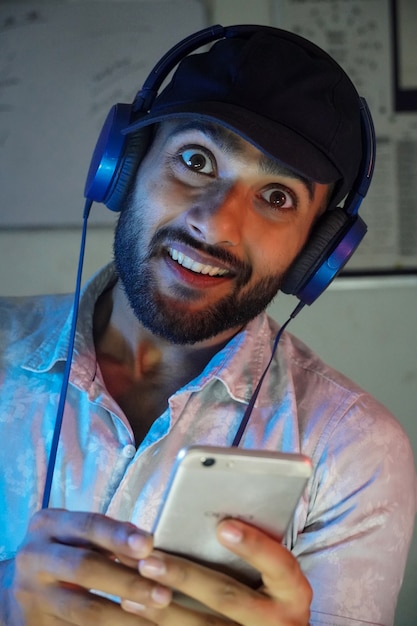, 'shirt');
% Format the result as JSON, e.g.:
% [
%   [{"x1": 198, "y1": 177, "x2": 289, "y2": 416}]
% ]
[{"x1": 0, "y1": 263, "x2": 416, "y2": 626}]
